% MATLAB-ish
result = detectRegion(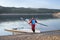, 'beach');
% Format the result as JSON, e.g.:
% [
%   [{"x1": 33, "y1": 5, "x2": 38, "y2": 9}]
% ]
[{"x1": 0, "y1": 30, "x2": 60, "y2": 40}]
